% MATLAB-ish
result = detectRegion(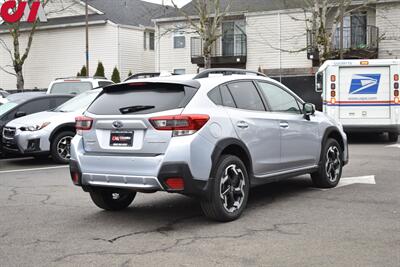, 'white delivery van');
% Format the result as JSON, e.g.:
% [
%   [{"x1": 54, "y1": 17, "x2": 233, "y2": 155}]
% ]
[{"x1": 316, "y1": 59, "x2": 400, "y2": 142}]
